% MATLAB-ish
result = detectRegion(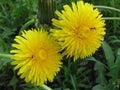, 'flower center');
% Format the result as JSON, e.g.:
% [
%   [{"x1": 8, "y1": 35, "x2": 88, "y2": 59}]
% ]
[
  {"x1": 73, "y1": 26, "x2": 90, "y2": 39},
  {"x1": 38, "y1": 49, "x2": 47, "y2": 60}
]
